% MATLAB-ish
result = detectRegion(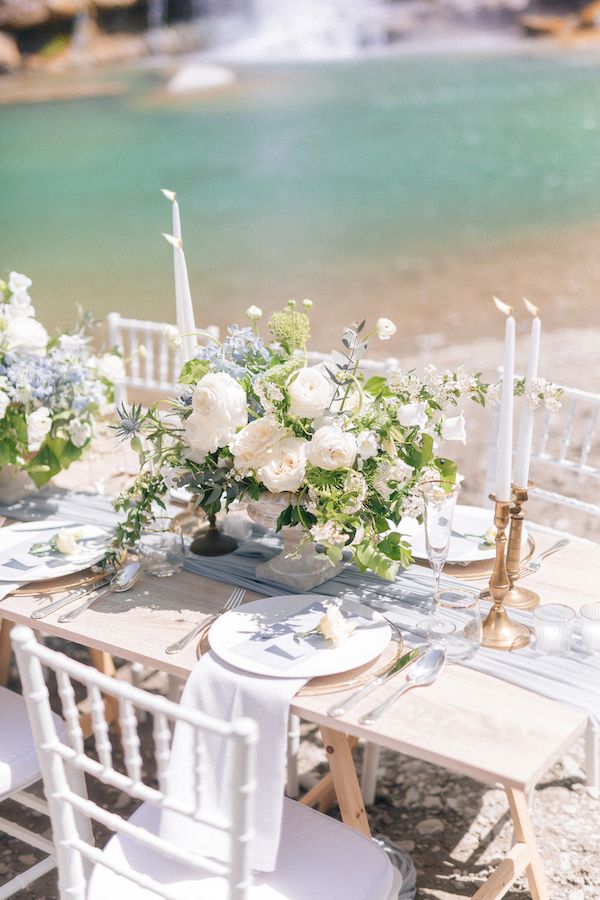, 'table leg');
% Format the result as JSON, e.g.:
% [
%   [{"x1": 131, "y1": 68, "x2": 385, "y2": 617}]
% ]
[
  {"x1": 320, "y1": 726, "x2": 371, "y2": 837},
  {"x1": 0, "y1": 618, "x2": 13, "y2": 686}
]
